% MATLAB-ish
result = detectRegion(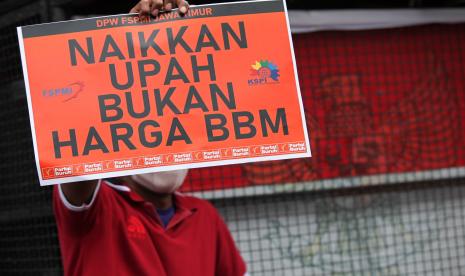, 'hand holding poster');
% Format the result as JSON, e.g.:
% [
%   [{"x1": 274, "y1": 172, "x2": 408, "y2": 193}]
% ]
[{"x1": 17, "y1": 0, "x2": 311, "y2": 185}]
